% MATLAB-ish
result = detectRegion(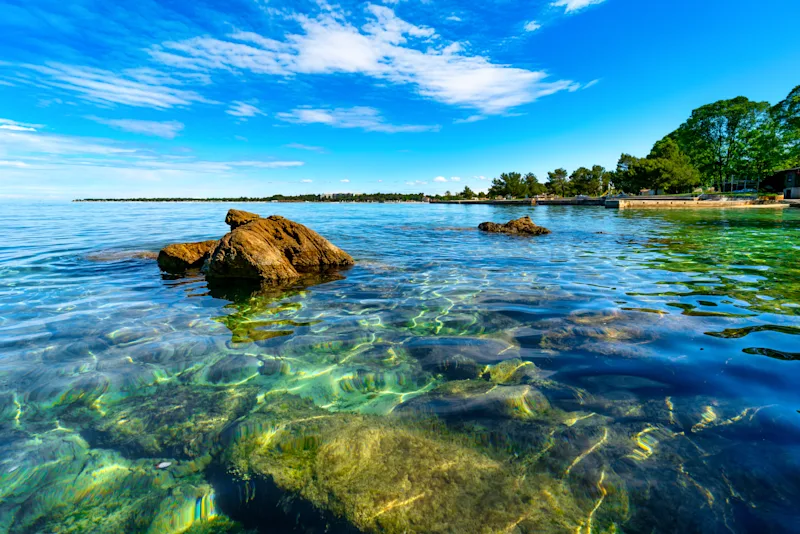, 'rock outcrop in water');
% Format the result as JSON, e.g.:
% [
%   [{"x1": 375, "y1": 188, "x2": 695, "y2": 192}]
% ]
[
  {"x1": 157, "y1": 210, "x2": 354, "y2": 283},
  {"x1": 225, "y1": 208, "x2": 261, "y2": 230},
  {"x1": 478, "y1": 215, "x2": 550, "y2": 236},
  {"x1": 157, "y1": 240, "x2": 218, "y2": 273},
  {"x1": 206, "y1": 214, "x2": 354, "y2": 282}
]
